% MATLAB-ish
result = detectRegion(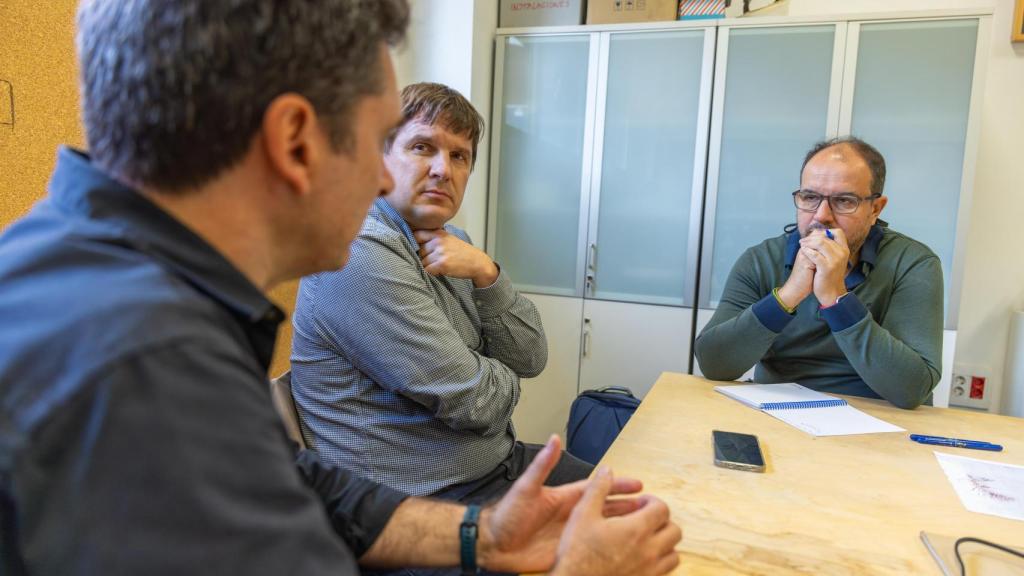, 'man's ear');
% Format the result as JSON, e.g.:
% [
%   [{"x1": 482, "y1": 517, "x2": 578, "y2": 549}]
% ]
[
  {"x1": 871, "y1": 195, "x2": 888, "y2": 223},
  {"x1": 261, "y1": 93, "x2": 321, "y2": 197}
]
